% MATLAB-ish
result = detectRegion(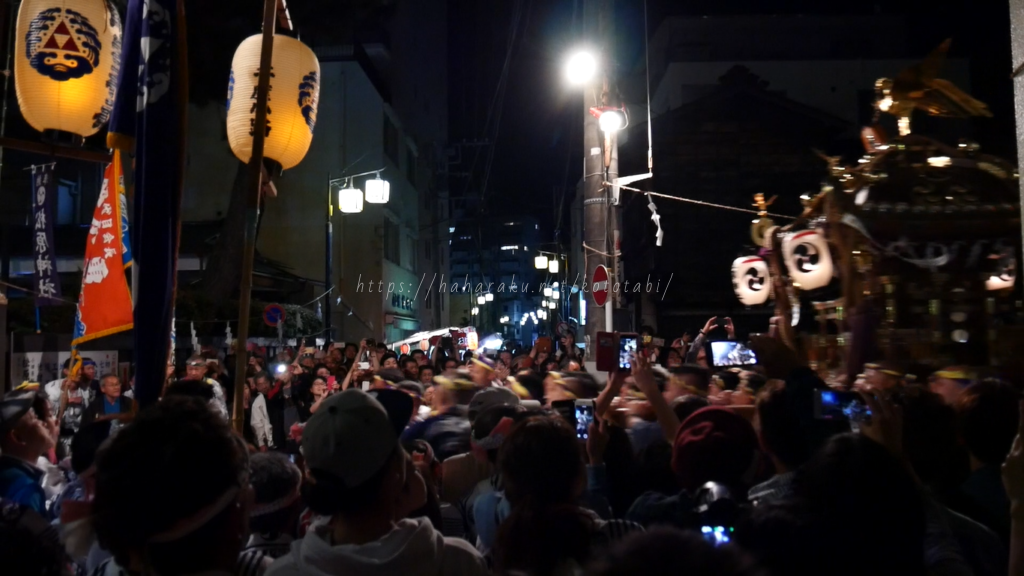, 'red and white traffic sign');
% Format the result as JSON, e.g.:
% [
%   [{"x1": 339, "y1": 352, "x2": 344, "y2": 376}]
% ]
[{"x1": 592, "y1": 265, "x2": 610, "y2": 307}]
